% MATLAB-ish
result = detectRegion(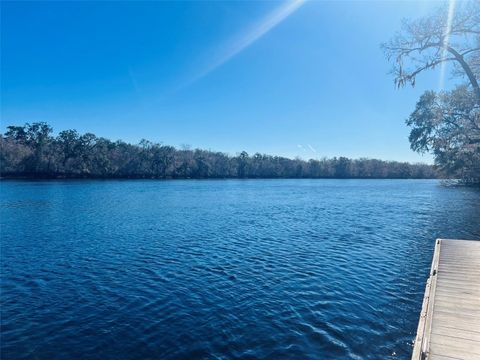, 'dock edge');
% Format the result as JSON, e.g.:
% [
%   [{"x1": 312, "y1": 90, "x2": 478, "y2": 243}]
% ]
[{"x1": 411, "y1": 239, "x2": 441, "y2": 360}]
